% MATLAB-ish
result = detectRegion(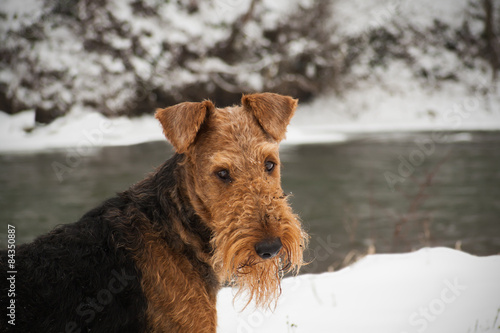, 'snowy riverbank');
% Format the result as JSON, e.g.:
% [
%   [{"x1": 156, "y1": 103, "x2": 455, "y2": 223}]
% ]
[
  {"x1": 217, "y1": 247, "x2": 500, "y2": 333},
  {"x1": 1, "y1": 88, "x2": 499, "y2": 153},
  {"x1": 2, "y1": 0, "x2": 500, "y2": 153},
  {"x1": 2, "y1": 0, "x2": 500, "y2": 140}
]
